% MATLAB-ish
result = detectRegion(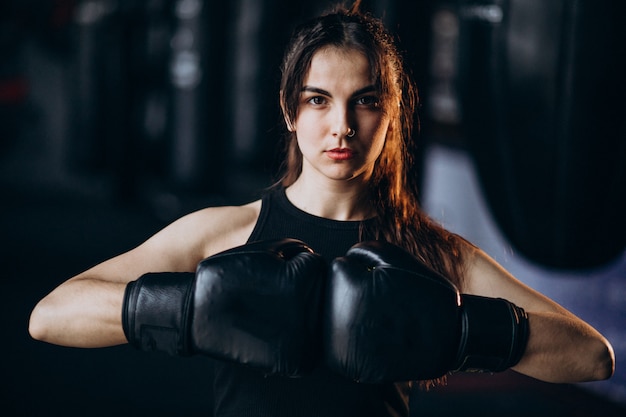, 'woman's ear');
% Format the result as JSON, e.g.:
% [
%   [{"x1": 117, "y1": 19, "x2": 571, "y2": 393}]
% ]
[
  {"x1": 284, "y1": 117, "x2": 295, "y2": 132},
  {"x1": 280, "y1": 92, "x2": 295, "y2": 132},
  {"x1": 386, "y1": 117, "x2": 395, "y2": 135}
]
